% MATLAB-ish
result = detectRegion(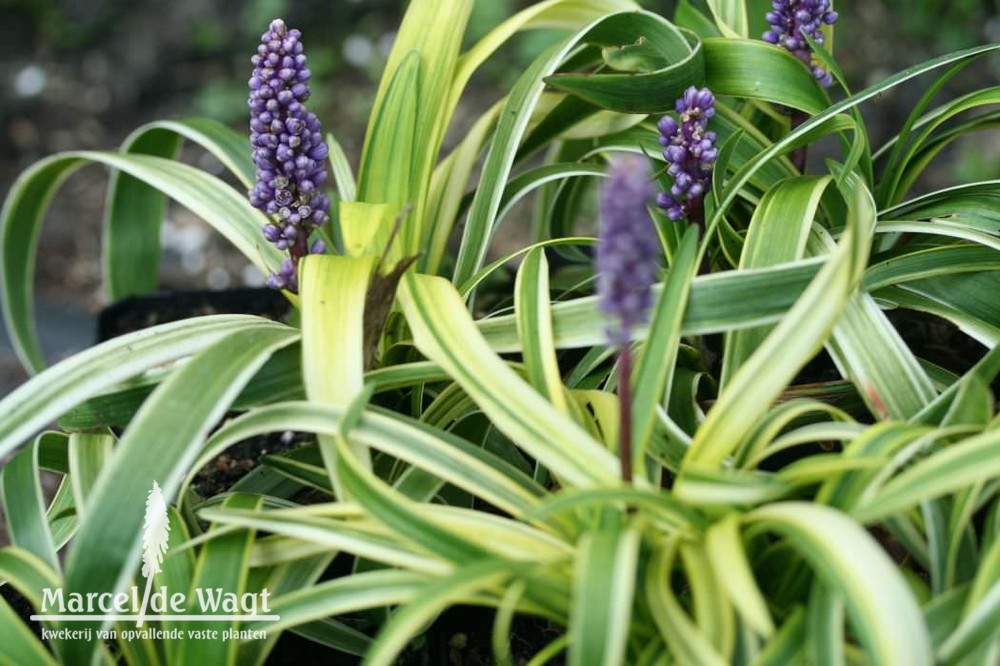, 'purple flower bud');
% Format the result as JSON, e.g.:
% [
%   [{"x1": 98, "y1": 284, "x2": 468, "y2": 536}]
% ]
[
  {"x1": 762, "y1": 0, "x2": 838, "y2": 88},
  {"x1": 655, "y1": 86, "x2": 717, "y2": 223},
  {"x1": 249, "y1": 18, "x2": 330, "y2": 293},
  {"x1": 263, "y1": 224, "x2": 282, "y2": 242},
  {"x1": 657, "y1": 116, "x2": 678, "y2": 137},
  {"x1": 597, "y1": 154, "x2": 660, "y2": 346}
]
